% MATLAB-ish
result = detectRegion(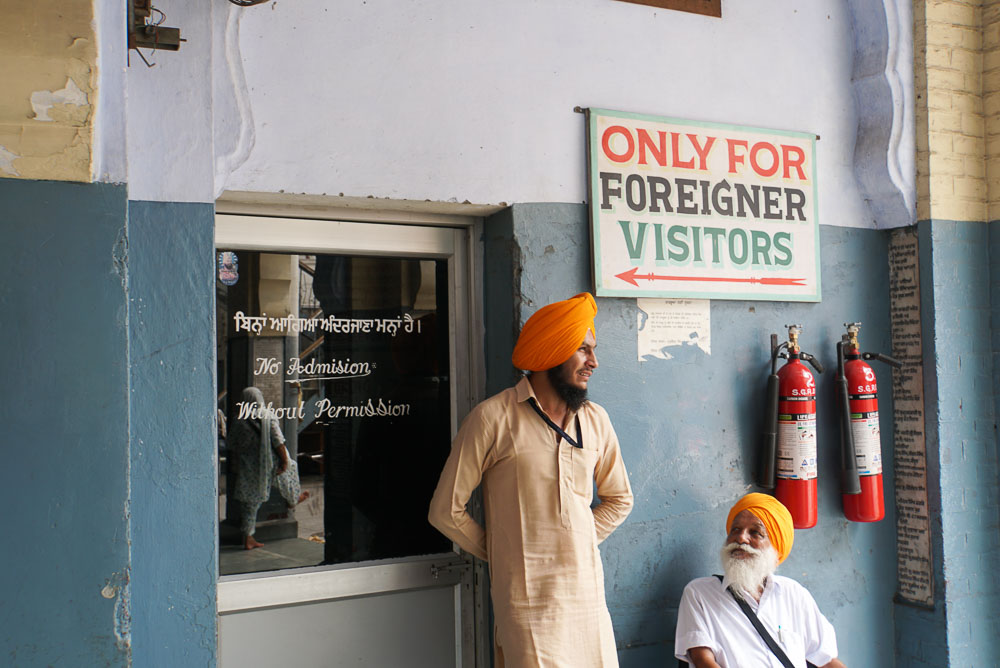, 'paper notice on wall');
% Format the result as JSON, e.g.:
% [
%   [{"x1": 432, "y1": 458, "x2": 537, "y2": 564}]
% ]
[
  {"x1": 889, "y1": 228, "x2": 934, "y2": 607},
  {"x1": 636, "y1": 298, "x2": 711, "y2": 361}
]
